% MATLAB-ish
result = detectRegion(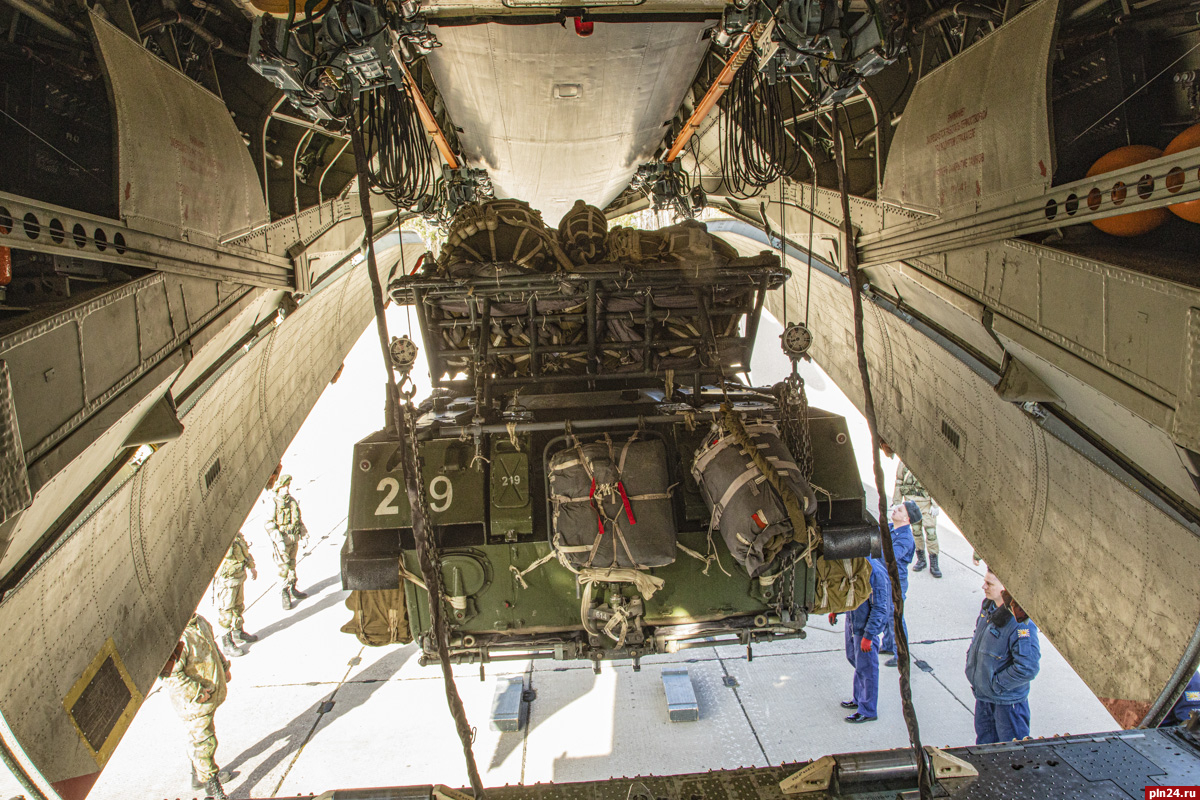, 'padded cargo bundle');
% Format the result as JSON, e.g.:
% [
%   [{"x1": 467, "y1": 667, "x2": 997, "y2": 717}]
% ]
[
  {"x1": 340, "y1": 588, "x2": 411, "y2": 647},
  {"x1": 691, "y1": 418, "x2": 818, "y2": 577},
  {"x1": 548, "y1": 436, "x2": 677, "y2": 570}
]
